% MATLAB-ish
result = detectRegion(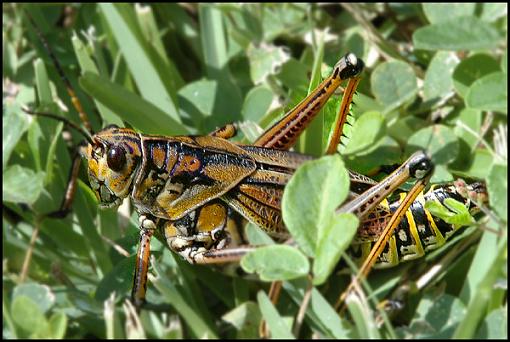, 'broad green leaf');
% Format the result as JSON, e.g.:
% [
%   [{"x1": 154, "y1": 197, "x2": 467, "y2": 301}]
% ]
[
  {"x1": 343, "y1": 111, "x2": 386, "y2": 156},
  {"x1": 261, "y1": 3, "x2": 308, "y2": 41},
  {"x1": 11, "y1": 296, "x2": 48, "y2": 336},
  {"x1": 423, "y1": 51, "x2": 459, "y2": 102},
  {"x1": 413, "y1": 17, "x2": 501, "y2": 51},
  {"x1": 12, "y1": 283, "x2": 55, "y2": 315},
  {"x1": 452, "y1": 54, "x2": 500, "y2": 98},
  {"x1": 80, "y1": 72, "x2": 188, "y2": 135},
  {"x1": 347, "y1": 86, "x2": 384, "y2": 114},
  {"x1": 222, "y1": 302, "x2": 262, "y2": 339},
  {"x1": 48, "y1": 312, "x2": 67, "y2": 339},
  {"x1": 423, "y1": 4, "x2": 475, "y2": 24},
  {"x1": 276, "y1": 58, "x2": 310, "y2": 91},
  {"x1": 425, "y1": 198, "x2": 474, "y2": 226},
  {"x1": 412, "y1": 294, "x2": 466, "y2": 338},
  {"x1": 425, "y1": 200, "x2": 455, "y2": 221},
  {"x1": 431, "y1": 164, "x2": 454, "y2": 184},
  {"x1": 282, "y1": 155, "x2": 350, "y2": 257},
  {"x1": 241, "y1": 86, "x2": 274, "y2": 122},
  {"x1": 387, "y1": 114, "x2": 427, "y2": 145},
  {"x1": 313, "y1": 213, "x2": 358, "y2": 285},
  {"x1": 241, "y1": 245, "x2": 309, "y2": 281},
  {"x1": 406, "y1": 125, "x2": 459, "y2": 165},
  {"x1": 178, "y1": 79, "x2": 218, "y2": 121},
  {"x1": 487, "y1": 162, "x2": 507, "y2": 221},
  {"x1": 256, "y1": 291, "x2": 294, "y2": 339},
  {"x1": 451, "y1": 149, "x2": 493, "y2": 179},
  {"x1": 466, "y1": 72, "x2": 507, "y2": 114},
  {"x1": 3, "y1": 165, "x2": 45, "y2": 205},
  {"x1": 451, "y1": 108, "x2": 482, "y2": 150},
  {"x1": 480, "y1": 3, "x2": 508, "y2": 22},
  {"x1": 246, "y1": 43, "x2": 290, "y2": 85},
  {"x1": 3, "y1": 296, "x2": 17, "y2": 339},
  {"x1": 3, "y1": 104, "x2": 30, "y2": 170},
  {"x1": 371, "y1": 61, "x2": 417, "y2": 112},
  {"x1": 344, "y1": 136, "x2": 401, "y2": 175},
  {"x1": 245, "y1": 222, "x2": 275, "y2": 246},
  {"x1": 443, "y1": 198, "x2": 474, "y2": 223}
]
